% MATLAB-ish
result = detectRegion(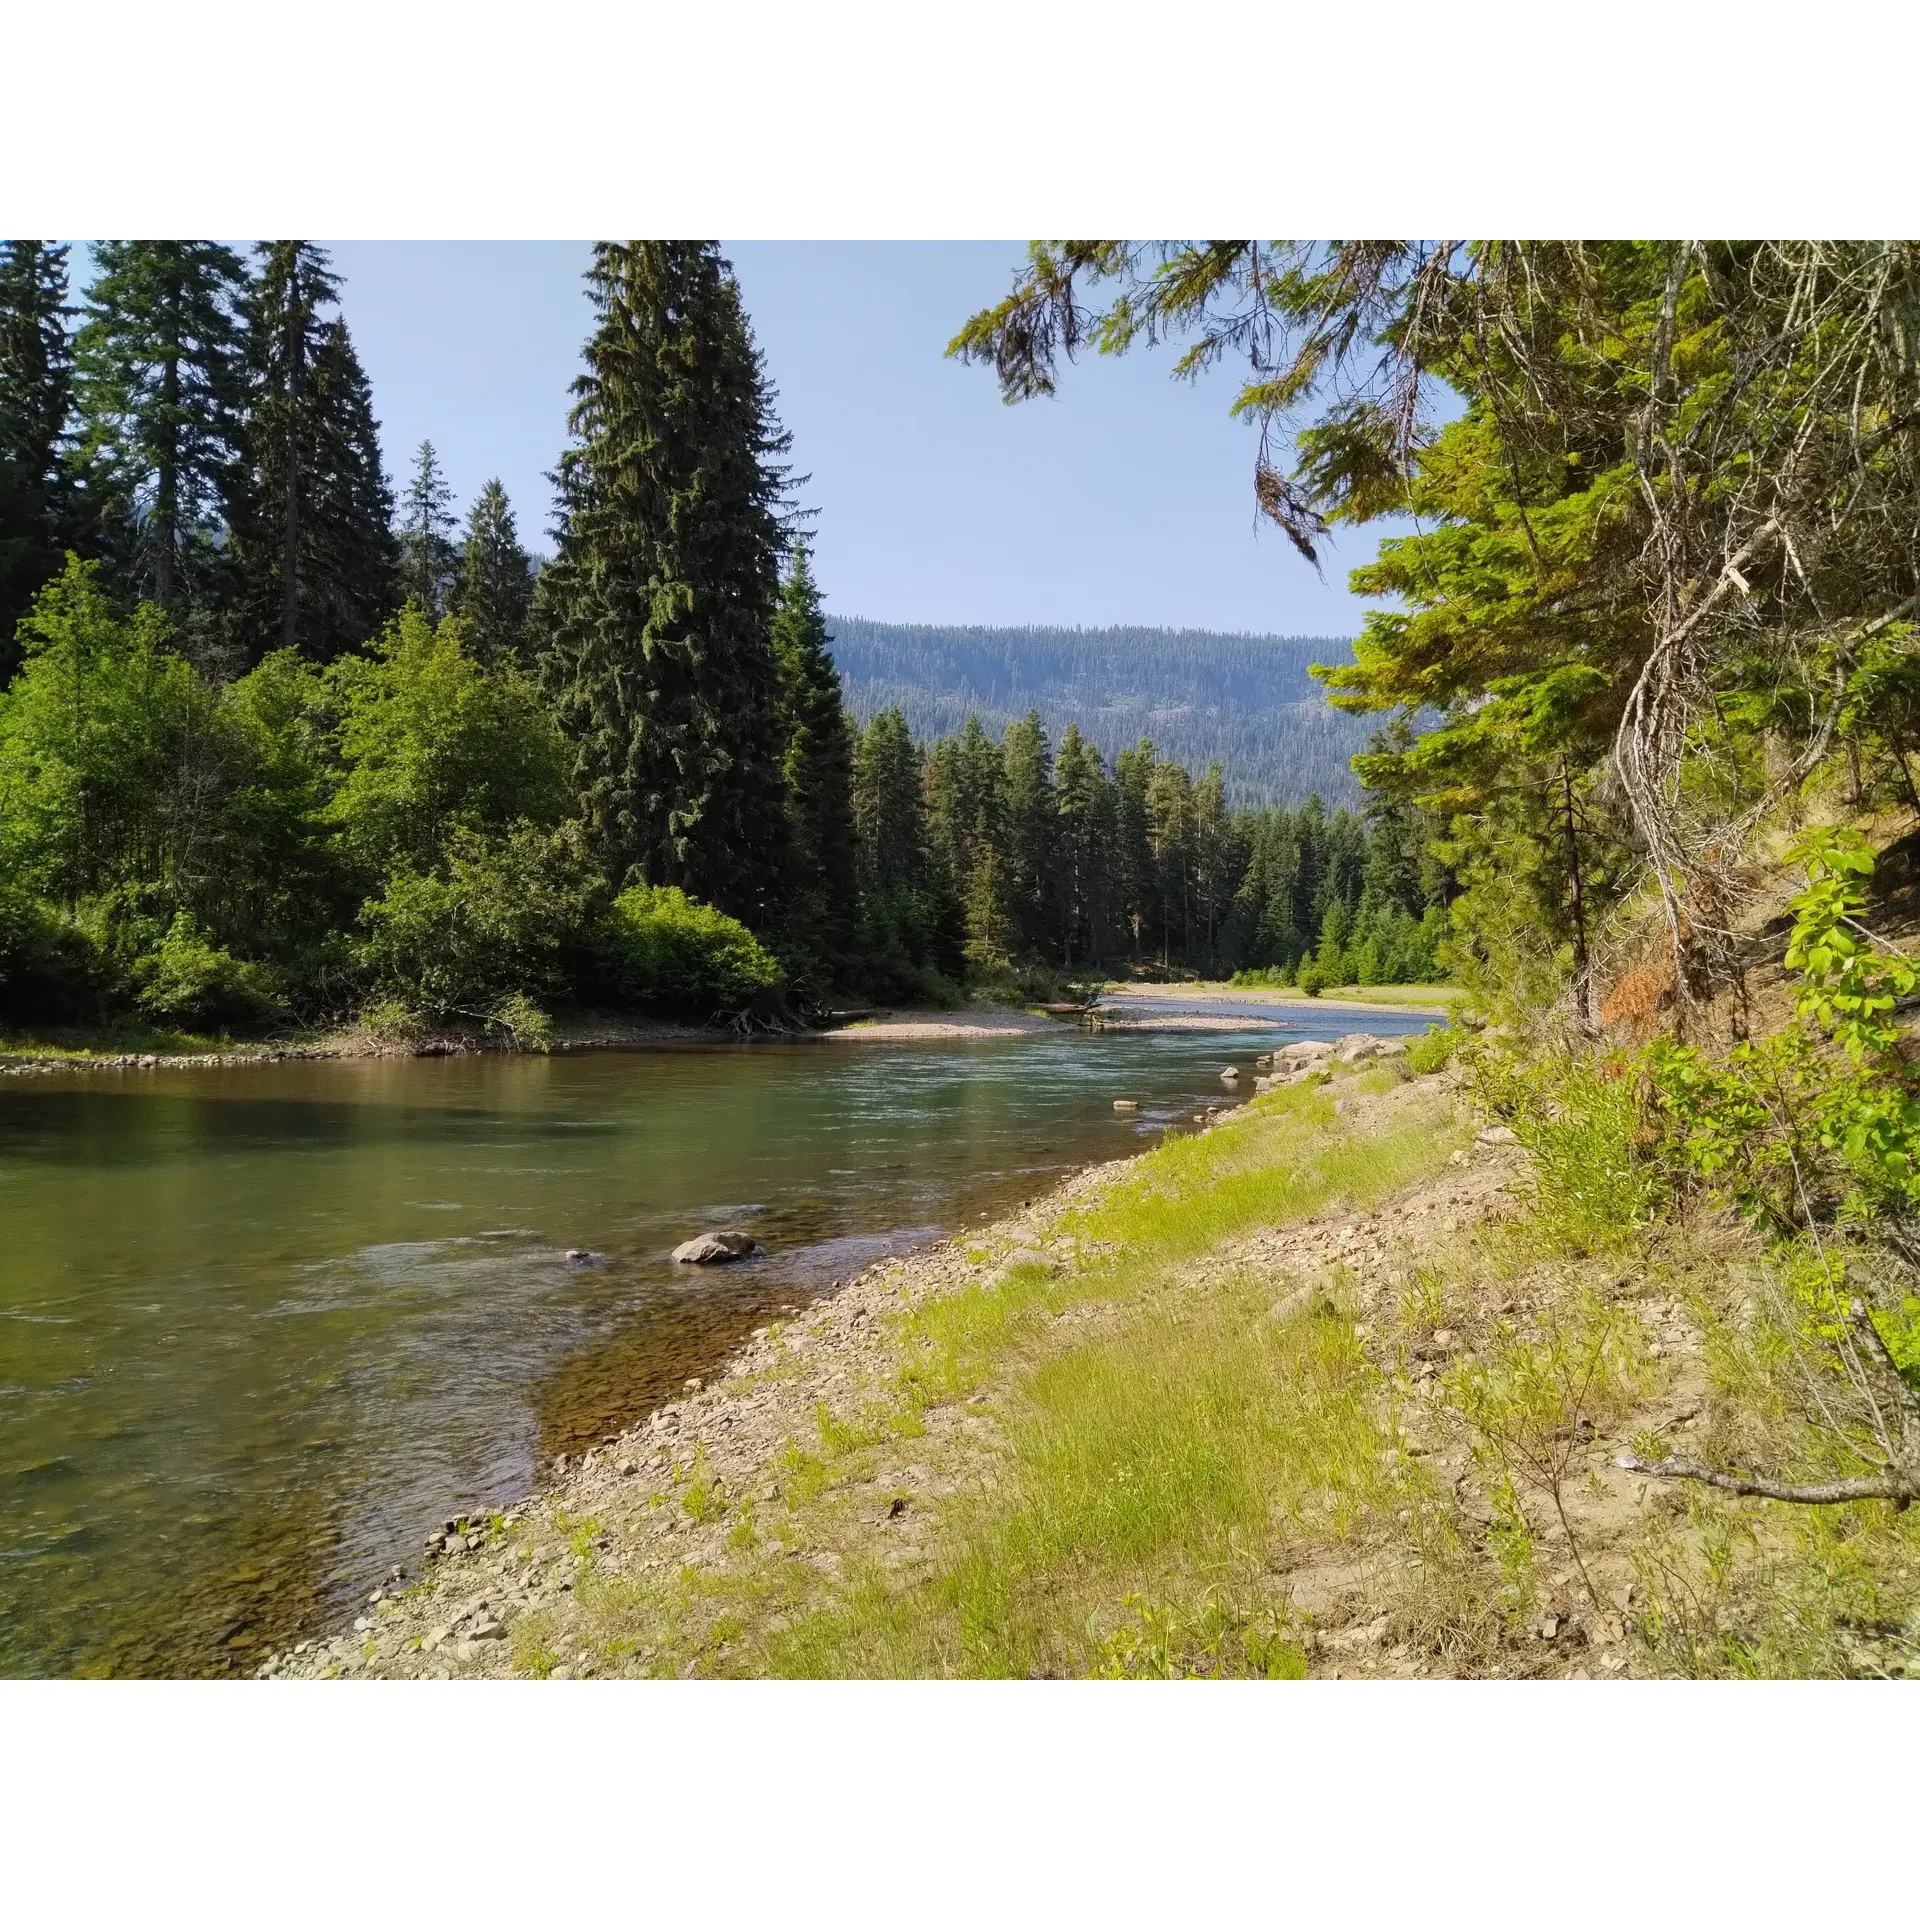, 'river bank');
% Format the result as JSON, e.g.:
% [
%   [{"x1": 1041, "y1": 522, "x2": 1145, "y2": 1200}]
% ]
[{"x1": 263, "y1": 1043, "x2": 1746, "y2": 1683}]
